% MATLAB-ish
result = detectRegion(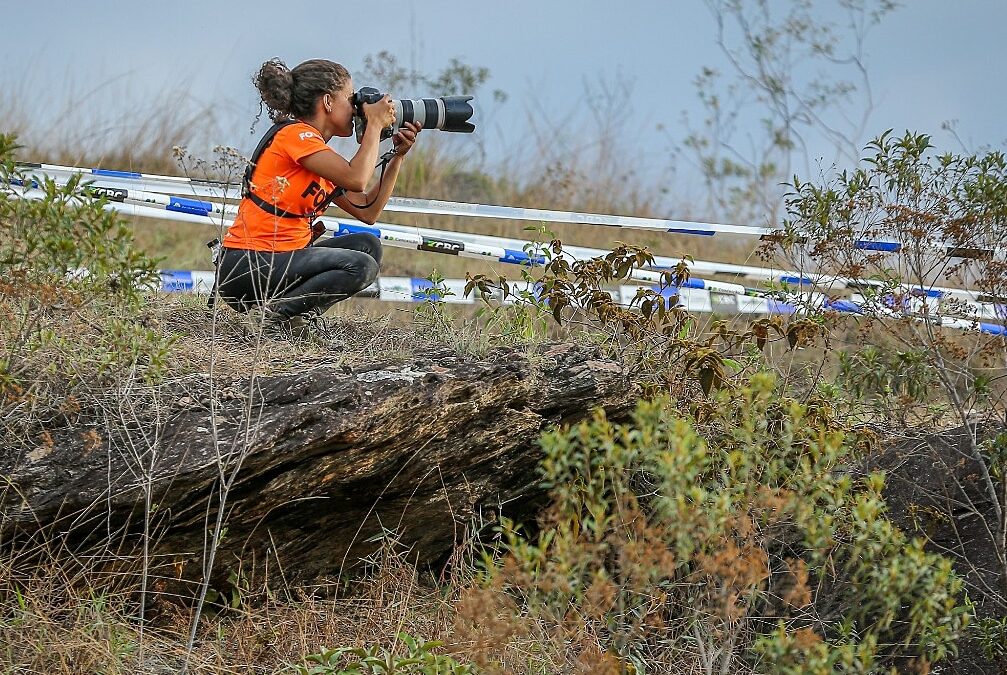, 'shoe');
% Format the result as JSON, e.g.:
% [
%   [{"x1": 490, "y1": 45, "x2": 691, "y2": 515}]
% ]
[{"x1": 265, "y1": 313, "x2": 311, "y2": 340}]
